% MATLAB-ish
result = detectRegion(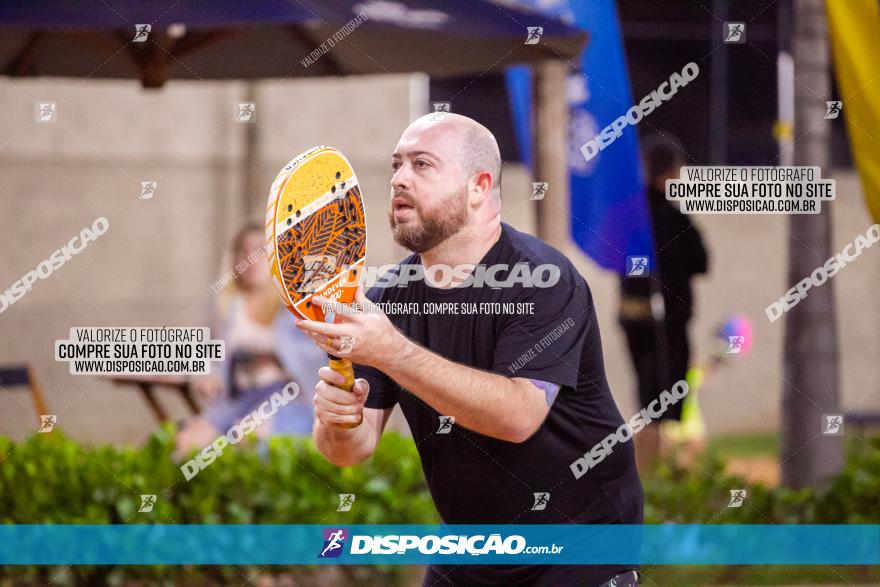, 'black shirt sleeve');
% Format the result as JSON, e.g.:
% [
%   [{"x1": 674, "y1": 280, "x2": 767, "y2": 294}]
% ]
[
  {"x1": 492, "y1": 279, "x2": 590, "y2": 389},
  {"x1": 354, "y1": 363, "x2": 398, "y2": 409},
  {"x1": 354, "y1": 285, "x2": 399, "y2": 409}
]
